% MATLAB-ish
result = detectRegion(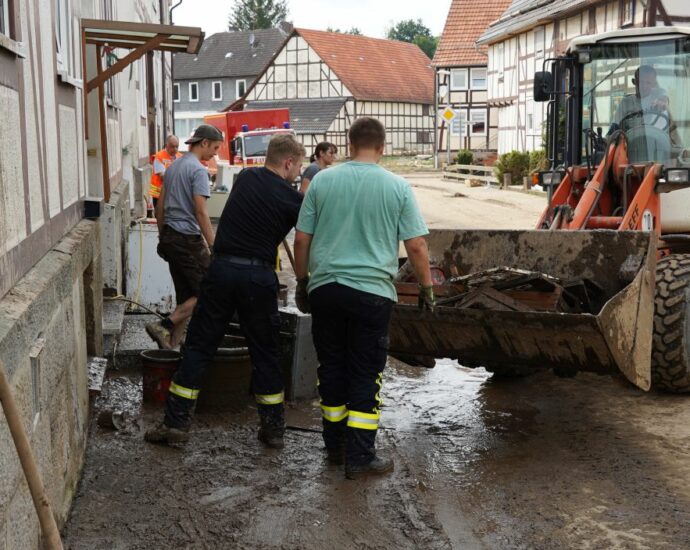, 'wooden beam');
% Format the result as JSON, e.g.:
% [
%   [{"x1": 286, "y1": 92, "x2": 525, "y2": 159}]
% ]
[
  {"x1": 86, "y1": 33, "x2": 170, "y2": 94},
  {"x1": 655, "y1": 0, "x2": 674, "y2": 26},
  {"x1": 96, "y1": 45, "x2": 110, "y2": 203}
]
